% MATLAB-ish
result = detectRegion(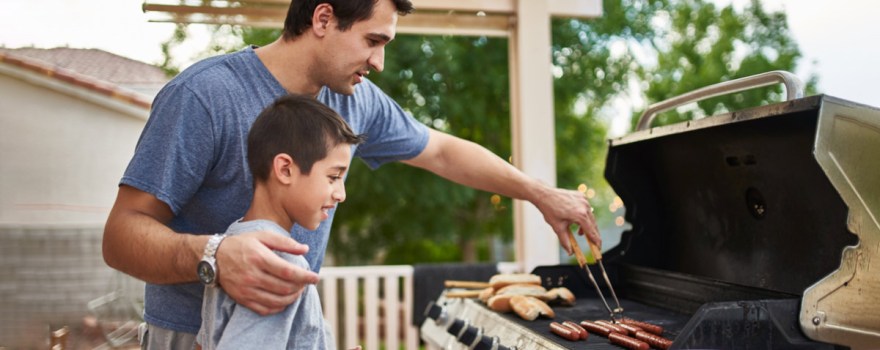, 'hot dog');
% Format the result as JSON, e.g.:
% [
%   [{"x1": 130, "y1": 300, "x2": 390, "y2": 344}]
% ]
[
  {"x1": 579, "y1": 320, "x2": 611, "y2": 336},
  {"x1": 620, "y1": 318, "x2": 664, "y2": 335},
  {"x1": 595, "y1": 320, "x2": 628, "y2": 335},
  {"x1": 617, "y1": 323, "x2": 643, "y2": 336},
  {"x1": 635, "y1": 330, "x2": 673, "y2": 350},
  {"x1": 609, "y1": 332, "x2": 650, "y2": 350},
  {"x1": 562, "y1": 321, "x2": 588, "y2": 340},
  {"x1": 549, "y1": 322, "x2": 580, "y2": 341}
]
